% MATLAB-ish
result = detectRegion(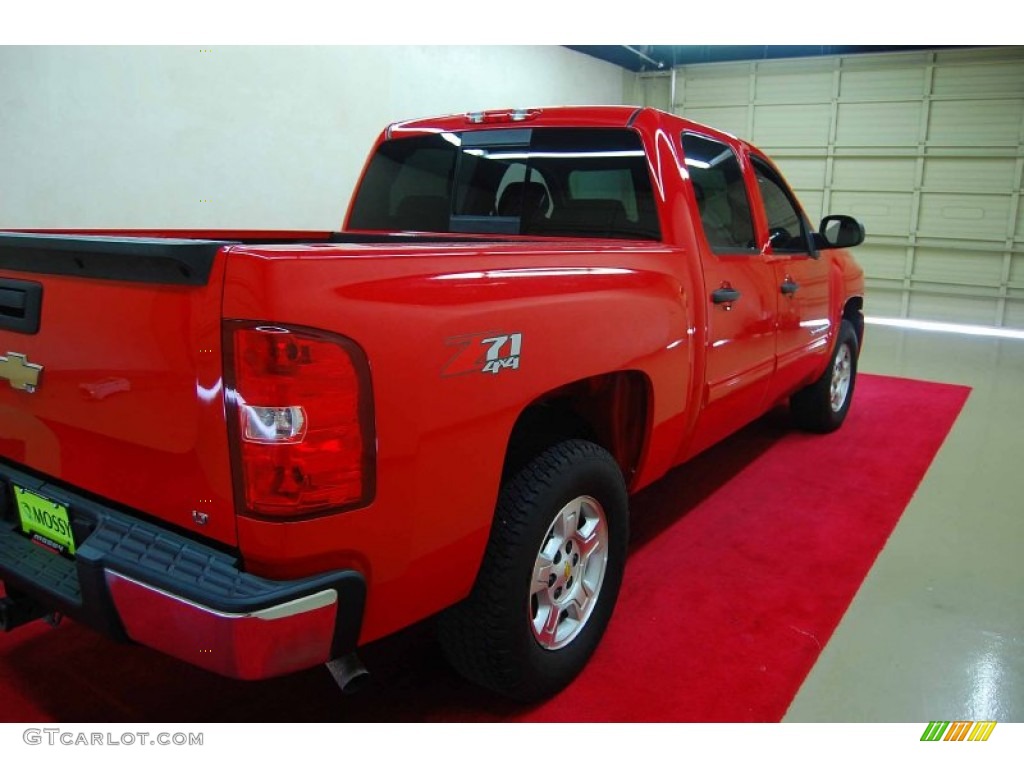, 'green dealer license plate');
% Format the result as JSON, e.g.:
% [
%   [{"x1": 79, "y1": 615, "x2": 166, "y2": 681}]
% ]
[{"x1": 14, "y1": 486, "x2": 76, "y2": 557}]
